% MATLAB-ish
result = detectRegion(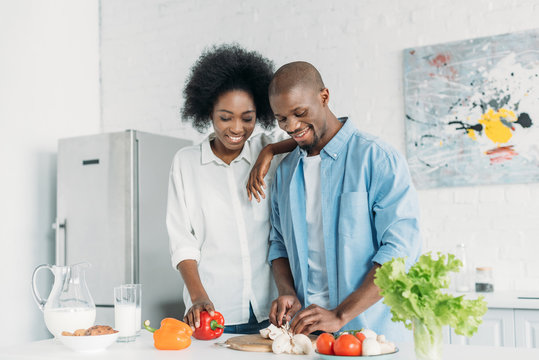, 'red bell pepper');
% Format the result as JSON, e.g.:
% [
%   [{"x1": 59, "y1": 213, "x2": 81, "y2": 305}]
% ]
[{"x1": 192, "y1": 311, "x2": 225, "y2": 340}]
